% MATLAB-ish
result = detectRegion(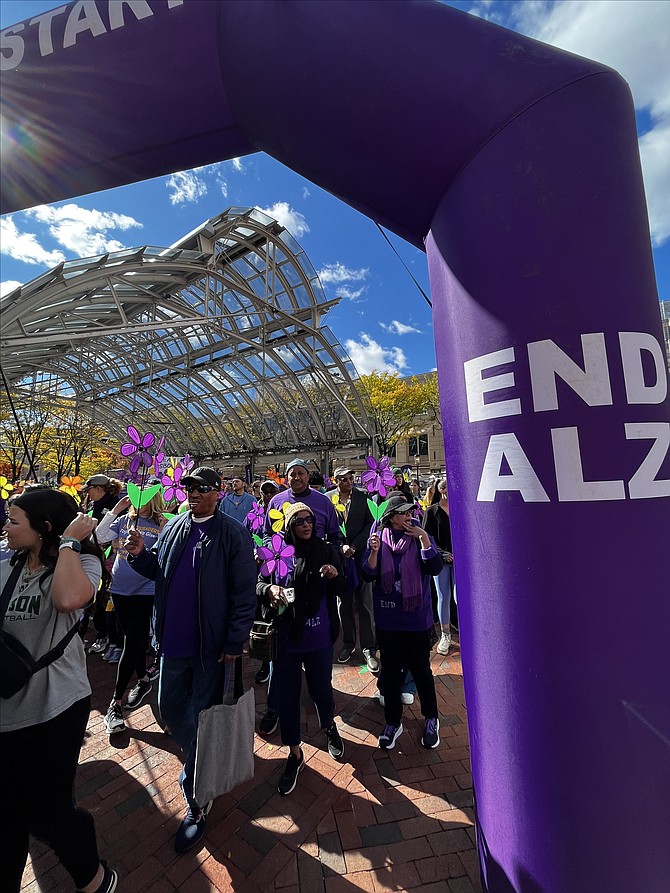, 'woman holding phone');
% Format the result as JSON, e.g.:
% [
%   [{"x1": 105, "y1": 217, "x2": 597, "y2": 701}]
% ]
[
  {"x1": 363, "y1": 494, "x2": 443, "y2": 751},
  {"x1": 257, "y1": 502, "x2": 345, "y2": 796}
]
